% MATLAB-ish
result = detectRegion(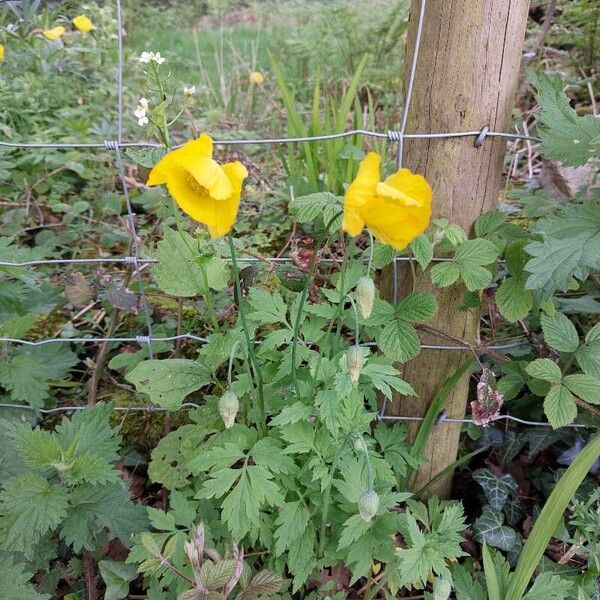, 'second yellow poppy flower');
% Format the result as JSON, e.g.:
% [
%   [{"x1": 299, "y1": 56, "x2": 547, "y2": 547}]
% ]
[
  {"x1": 343, "y1": 152, "x2": 432, "y2": 251},
  {"x1": 147, "y1": 134, "x2": 248, "y2": 239},
  {"x1": 43, "y1": 26, "x2": 66, "y2": 40}
]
